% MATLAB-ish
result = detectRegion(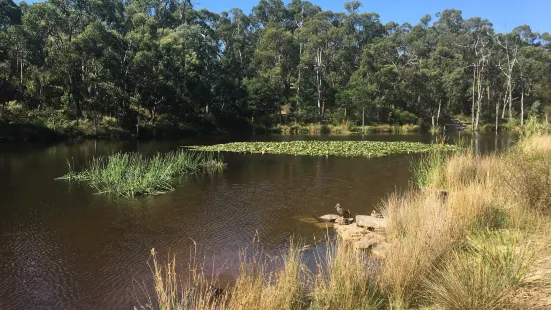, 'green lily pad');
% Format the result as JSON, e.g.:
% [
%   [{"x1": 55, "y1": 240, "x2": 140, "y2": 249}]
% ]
[{"x1": 186, "y1": 141, "x2": 457, "y2": 158}]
